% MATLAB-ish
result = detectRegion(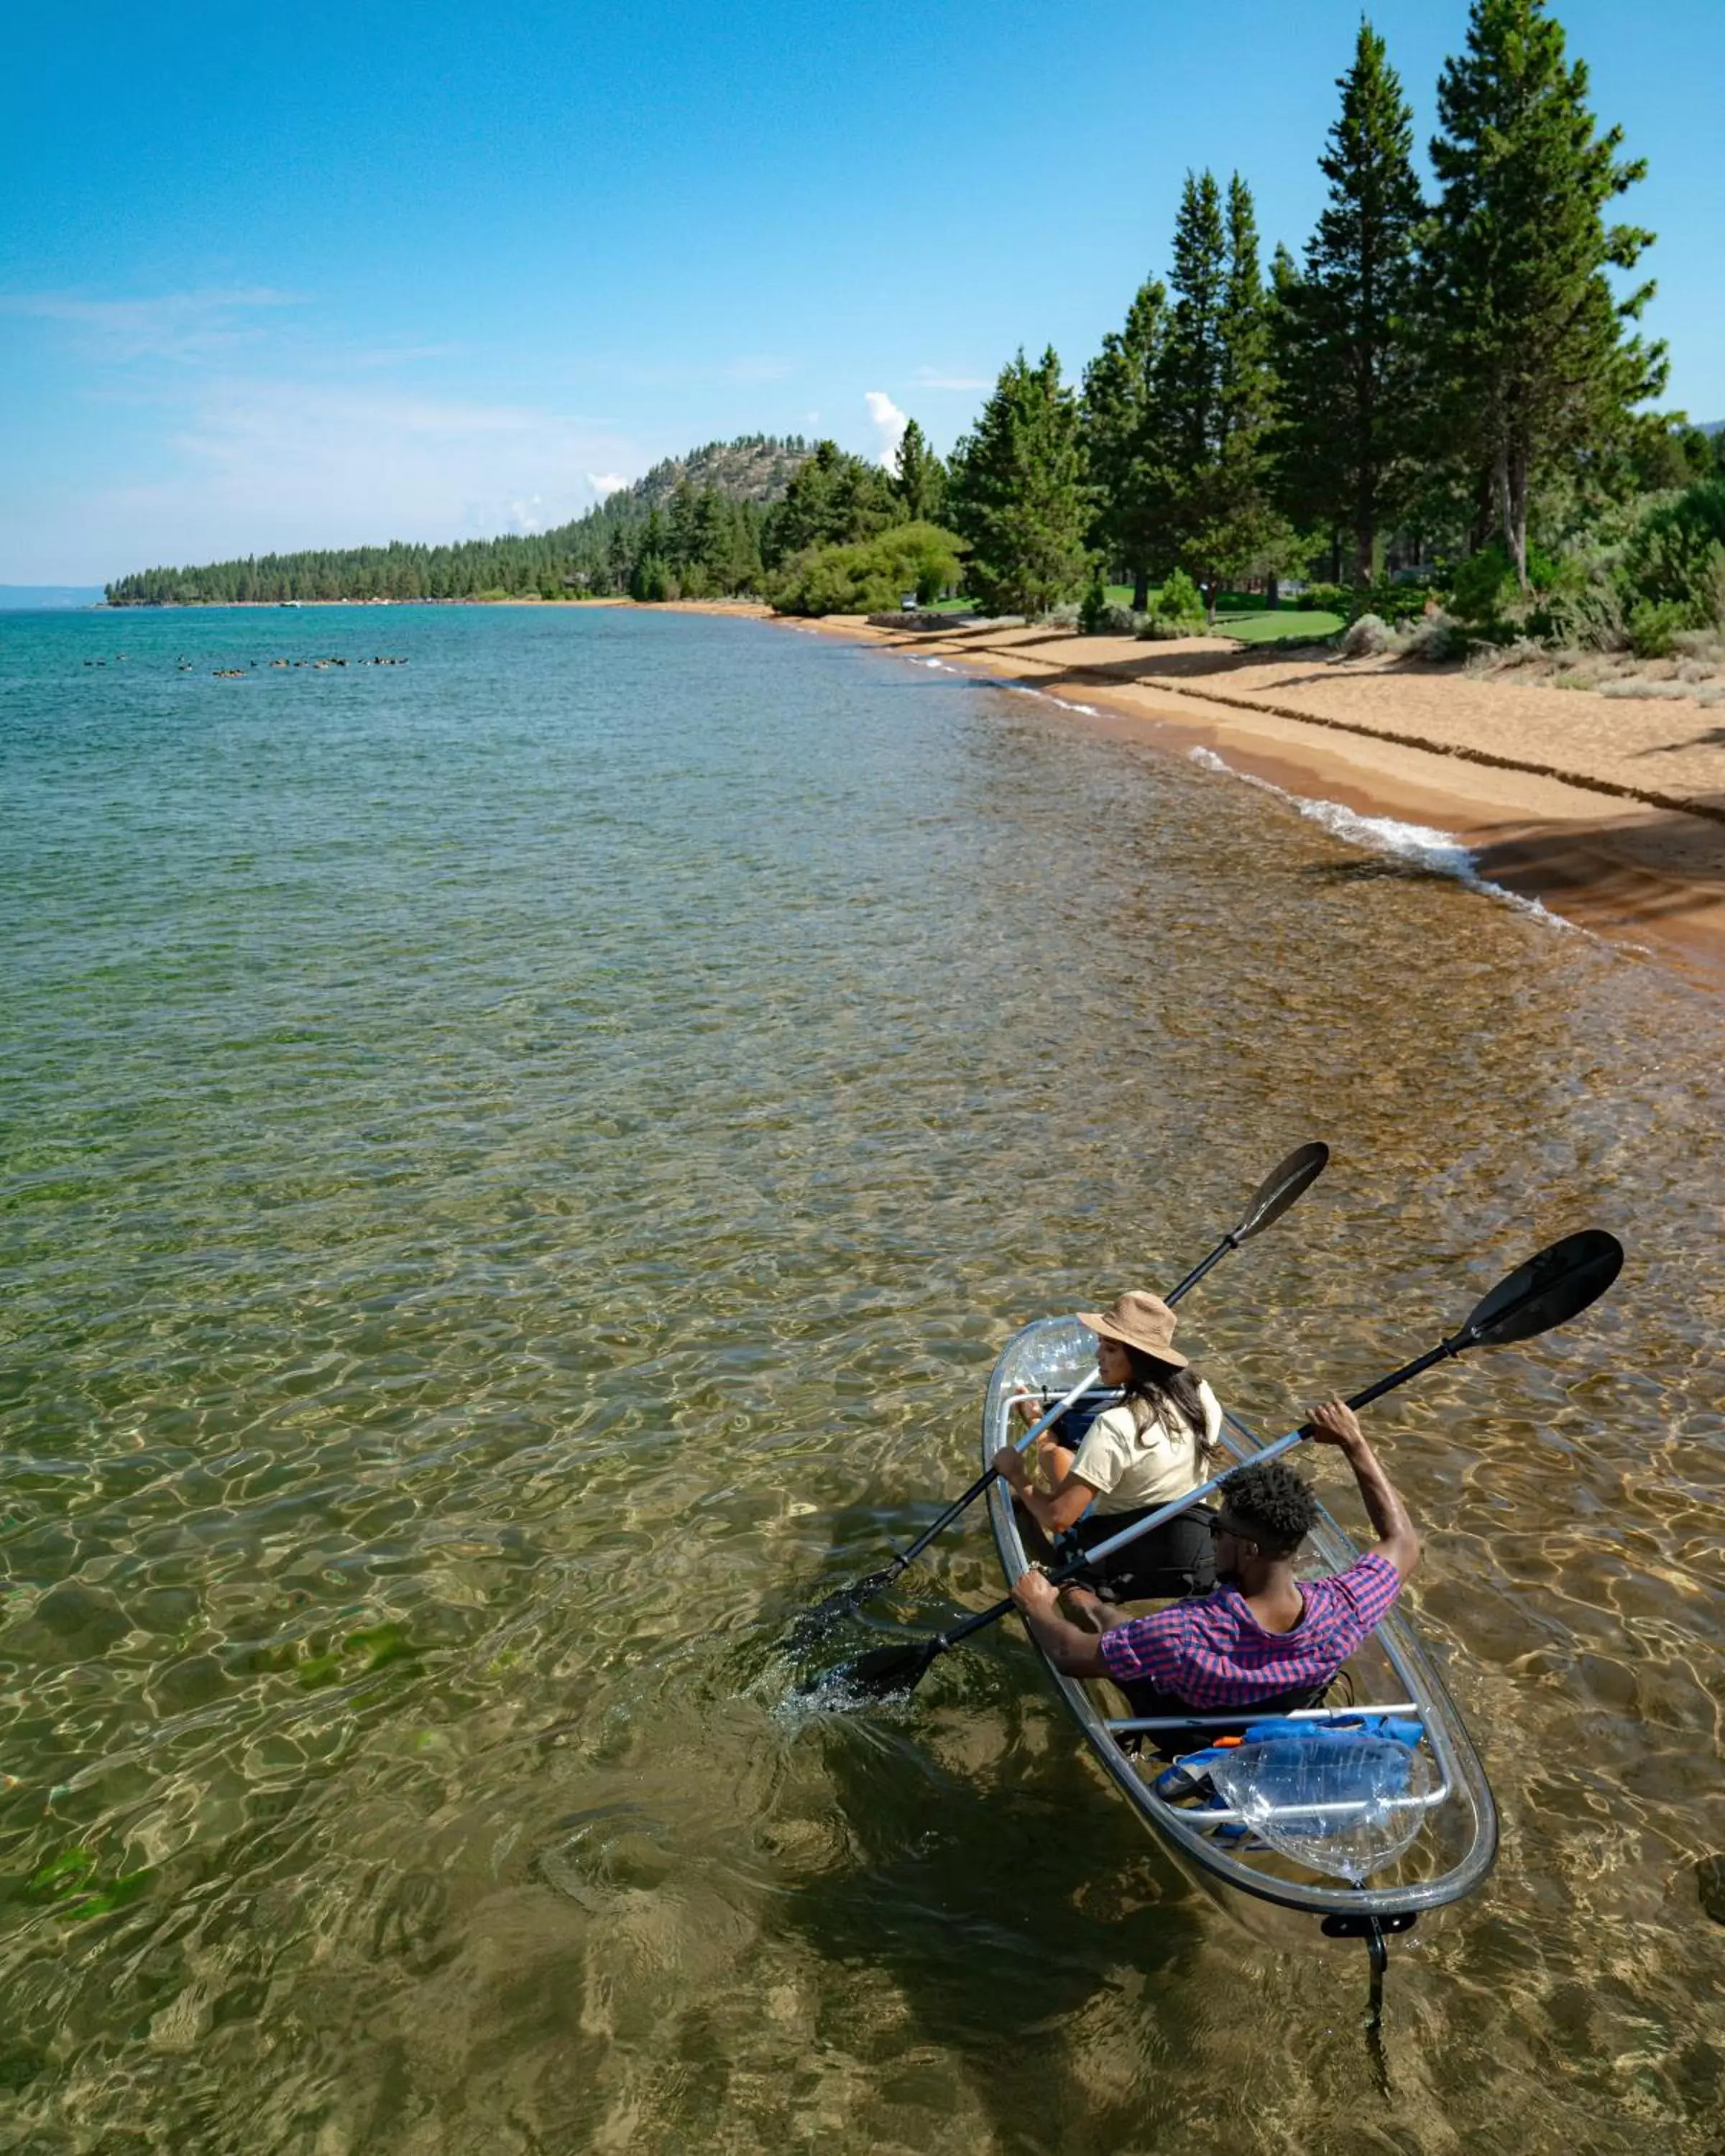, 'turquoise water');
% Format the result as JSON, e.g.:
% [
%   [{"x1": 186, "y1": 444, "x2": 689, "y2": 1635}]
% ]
[{"x1": 2, "y1": 604, "x2": 1722, "y2": 2152}]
